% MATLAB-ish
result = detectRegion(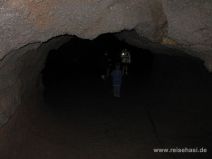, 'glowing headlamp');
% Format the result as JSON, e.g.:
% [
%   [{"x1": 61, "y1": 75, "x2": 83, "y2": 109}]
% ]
[{"x1": 121, "y1": 52, "x2": 125, "y2": 56}]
